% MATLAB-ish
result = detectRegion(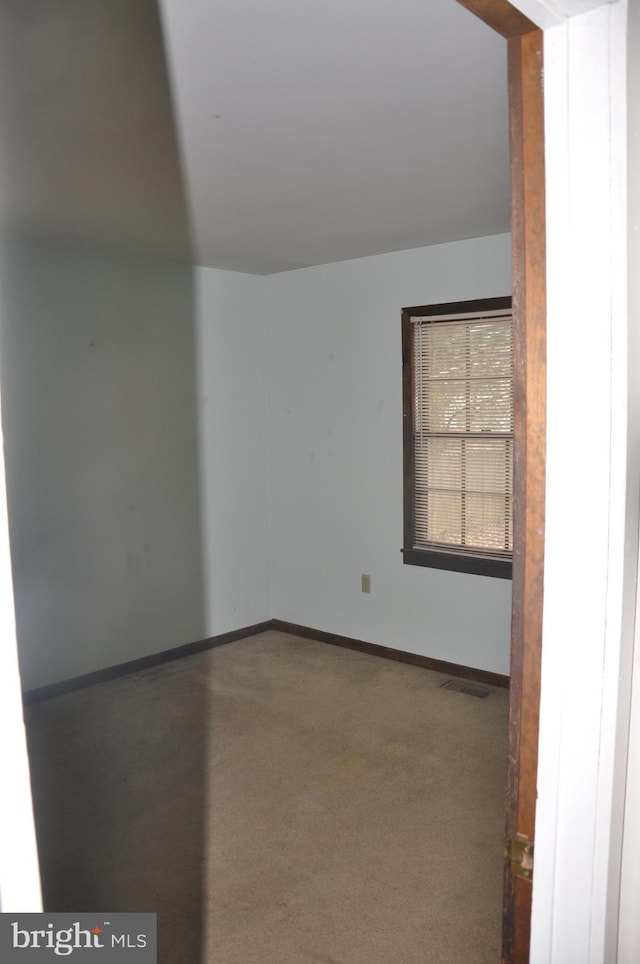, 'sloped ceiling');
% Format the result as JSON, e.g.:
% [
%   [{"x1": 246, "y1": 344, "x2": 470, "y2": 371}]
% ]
[
  {"x1": 0, "y1": 0, "x2": 191, "y2": 261},
  {"x1": 0, "y1": 0, "x2": 510, "y2": 273}
]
